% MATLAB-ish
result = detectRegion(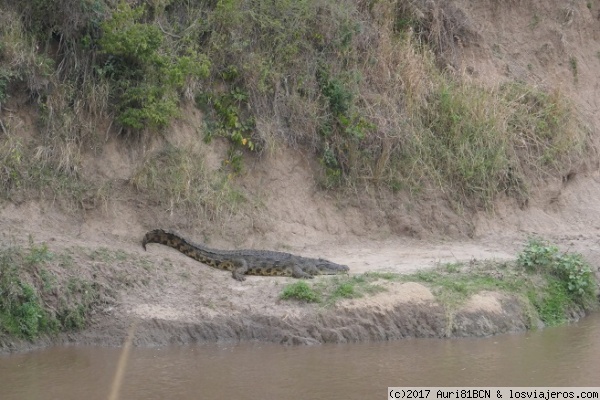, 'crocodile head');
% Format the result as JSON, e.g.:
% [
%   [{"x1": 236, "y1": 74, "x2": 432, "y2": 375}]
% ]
[{"x1": 315, "y1": 259, "x2": 350, "y2": 275}]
